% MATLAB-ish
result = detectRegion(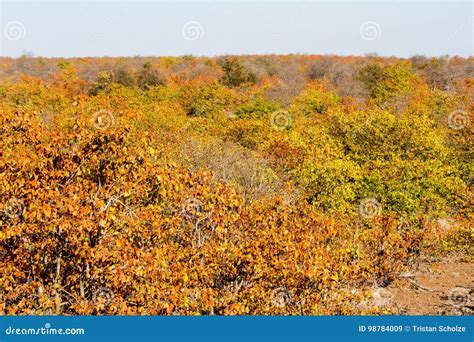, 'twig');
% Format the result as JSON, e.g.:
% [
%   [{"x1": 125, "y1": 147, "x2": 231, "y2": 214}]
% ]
[{"x1": 406, "y1": 278, "x2": 437, "y2": 292}]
